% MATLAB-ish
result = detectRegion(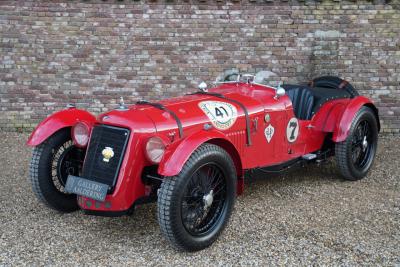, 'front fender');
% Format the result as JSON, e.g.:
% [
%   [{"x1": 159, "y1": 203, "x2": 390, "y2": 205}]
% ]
[
  {"x1": 158, "y1": 130, "x2": 234, "y2": 177},
  {"x1": 27, "y1": 108, "x2": 96, "y2": 146},
  {"x1": 332, "y1": 96, "x2": 379, "y2": 142}
]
